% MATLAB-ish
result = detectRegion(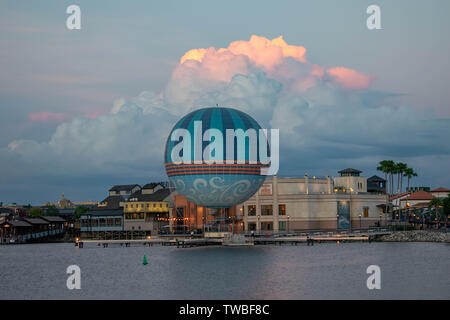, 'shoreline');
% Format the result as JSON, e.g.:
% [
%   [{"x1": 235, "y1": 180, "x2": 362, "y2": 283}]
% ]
[
  {"x1": 374, "y1": 230, "x2": 450, "y2": 243},
  {"x1": 2, "y1": 230, "x2": 449, "y2": 245}
]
